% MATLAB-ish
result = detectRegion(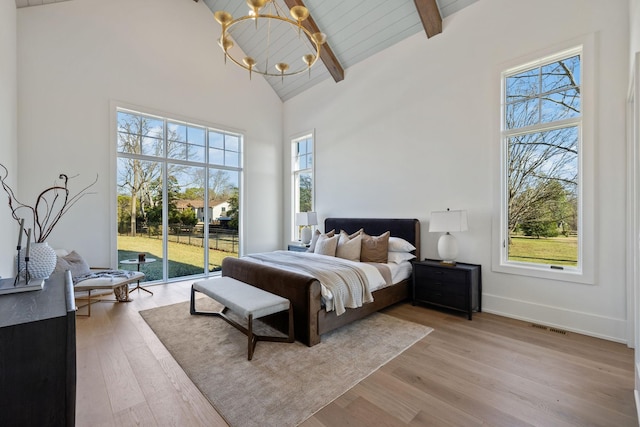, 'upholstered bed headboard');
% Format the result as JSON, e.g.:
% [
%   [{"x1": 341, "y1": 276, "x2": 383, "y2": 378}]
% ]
[{"x1": 324, "y1": 218, "x2": 421, "y2": 261}]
